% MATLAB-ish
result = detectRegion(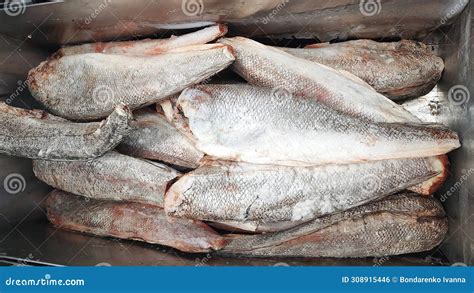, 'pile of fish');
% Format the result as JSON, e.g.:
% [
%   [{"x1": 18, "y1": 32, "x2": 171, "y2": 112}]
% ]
[{"x1": 1, "y1": 24, "x2": 460, "y2": 258}]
